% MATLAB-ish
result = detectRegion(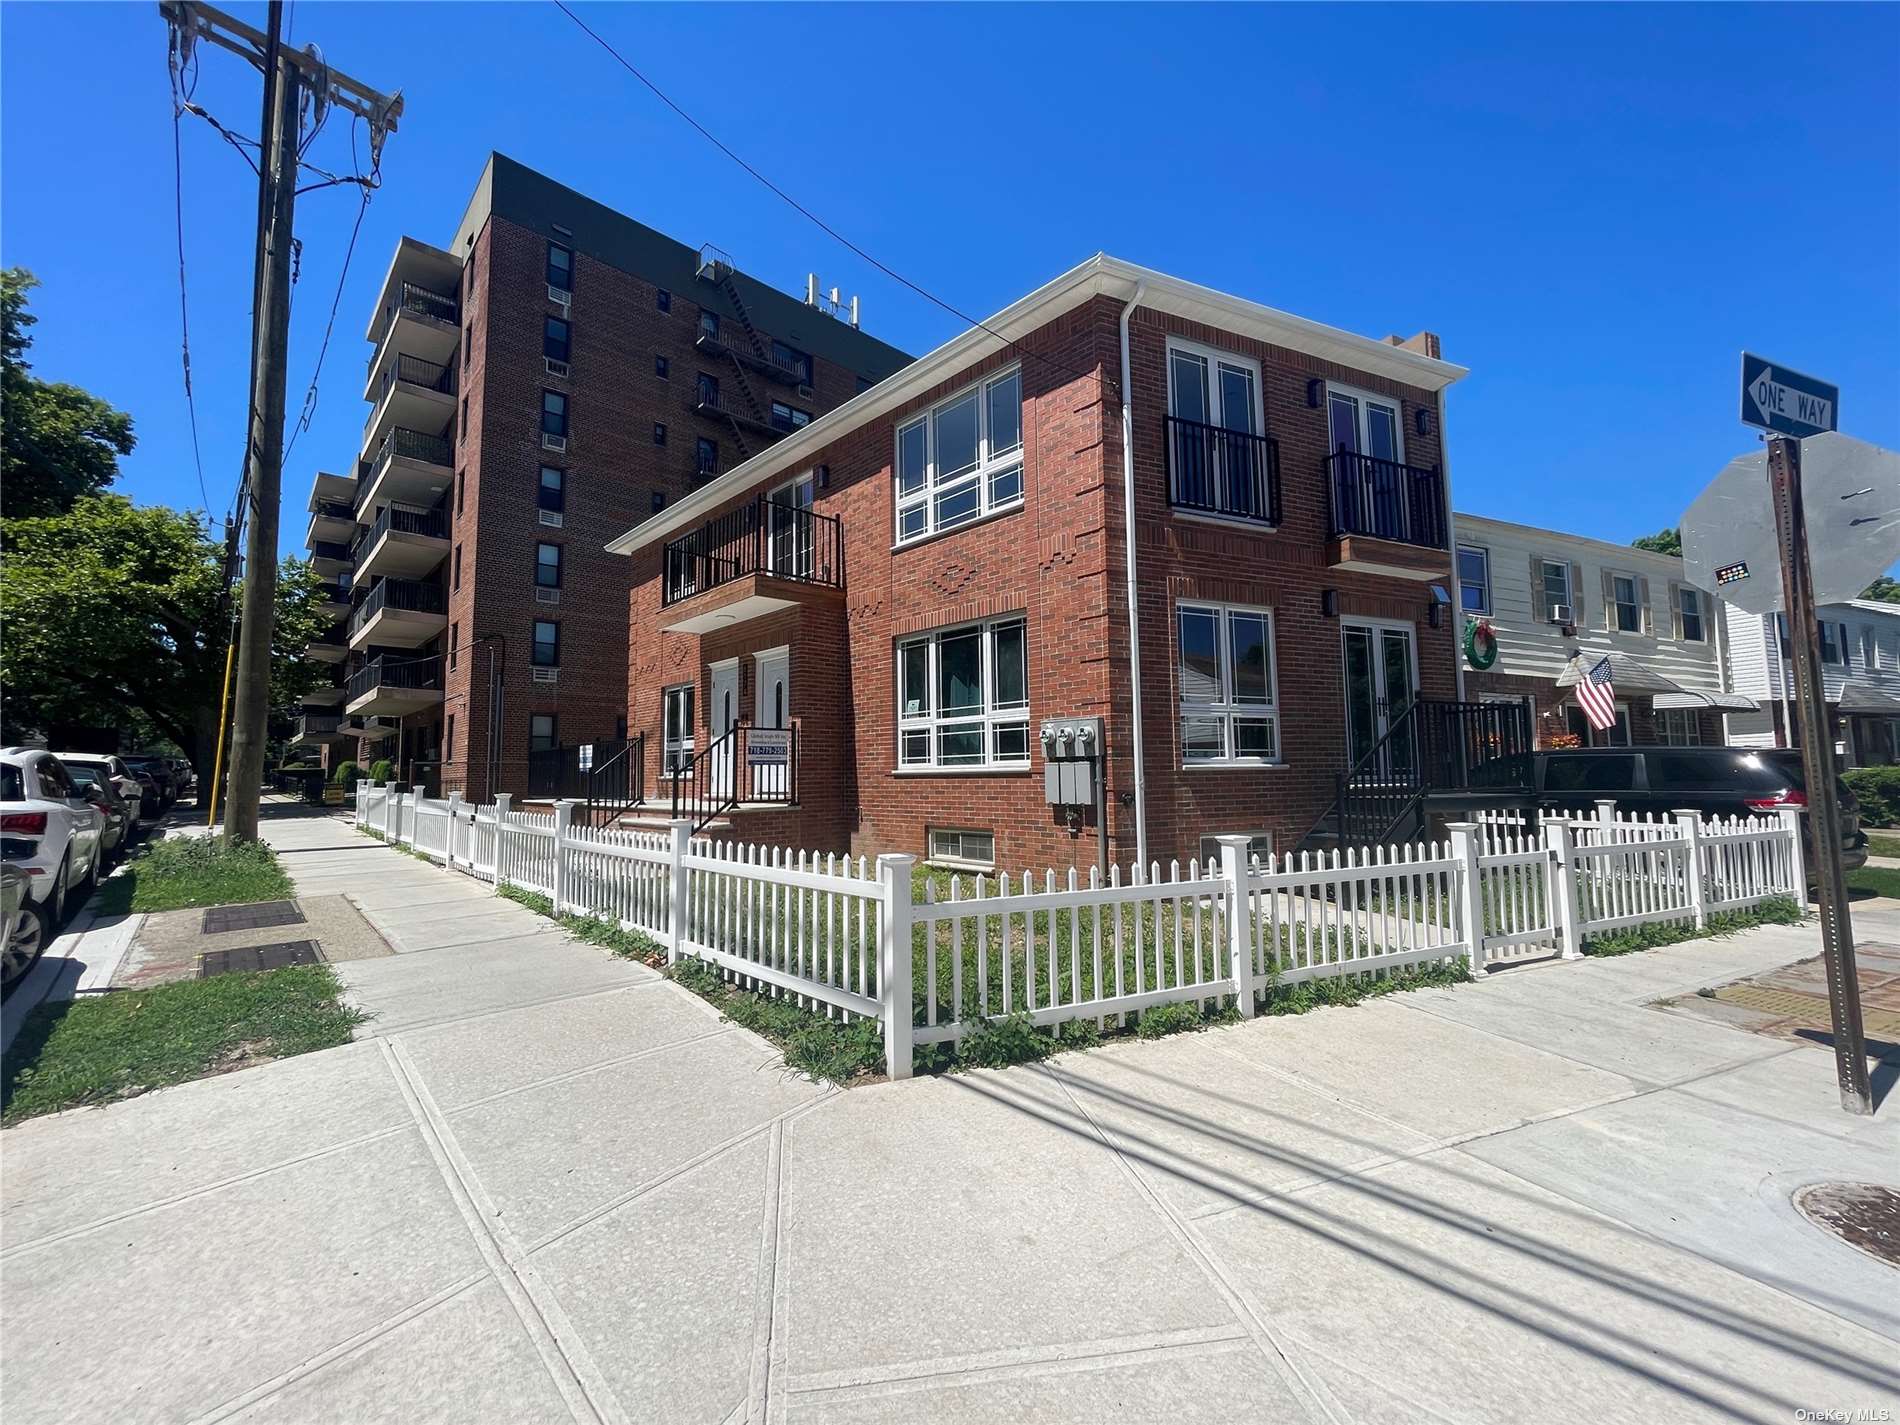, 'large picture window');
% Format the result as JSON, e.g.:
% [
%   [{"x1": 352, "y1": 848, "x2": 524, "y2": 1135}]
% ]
[
  {"x1": 894, "y1": 366, "x2": 1023, "y2": 543},
  {"x1": 896, "y1": 616, "x2": 1029, "y2": 769},
  {"x1": 1177, "y1": 602, "x2": 1279, "y2": 765}
]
